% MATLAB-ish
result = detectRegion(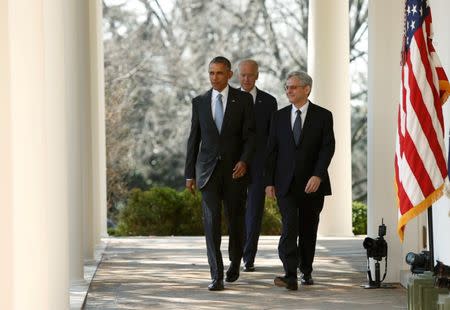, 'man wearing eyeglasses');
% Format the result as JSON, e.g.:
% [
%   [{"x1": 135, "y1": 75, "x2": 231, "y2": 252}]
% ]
[{"x1": 264, "y1": 71, "x2": 335, "y2": 290}]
